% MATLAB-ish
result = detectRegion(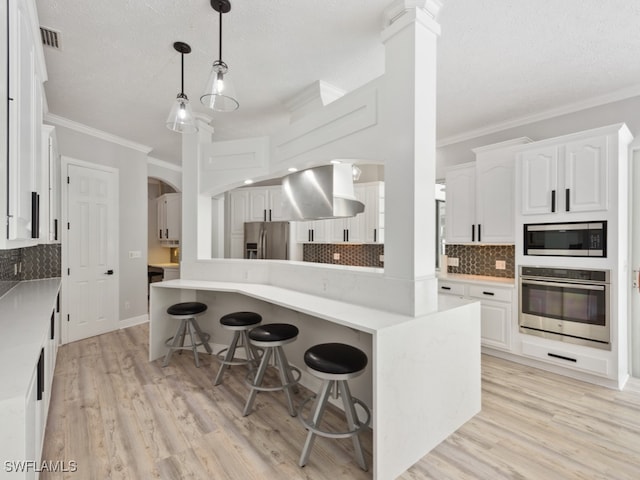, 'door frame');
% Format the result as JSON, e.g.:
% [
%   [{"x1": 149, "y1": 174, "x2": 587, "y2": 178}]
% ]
[
  {"x1": 629, "y1": 143, "x2": 640, "y2": 378},
  {"x1": 60, "y1": 156, "x2": 119, "y2": 345}
]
